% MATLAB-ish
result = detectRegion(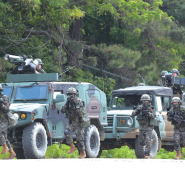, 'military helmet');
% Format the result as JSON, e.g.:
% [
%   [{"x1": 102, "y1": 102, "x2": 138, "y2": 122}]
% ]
[
  {"x1": 171, "y1": 97, "x2": 182, "y2": 104},
  {"x1": 138, "y1": 83, "x2": 145, "y2": 86},
  {"x1": 66, "y1": 87, "x2": 77, "y2": 95},
  {"x1": 0, "y1": 84, "x2": 4, "y2": 91},
  {"x1": 140, "y1": 94, "x2": 151, "y2": 101},
  {"x1": 160, "y1": 71, "x2": 168, "y2": 77},
  {"x1": 33, "y1": 58, "x2": 44, "y2": 66},
  {"x1": 171, "y1": 69, "x2": 180, "y2": 76}
]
